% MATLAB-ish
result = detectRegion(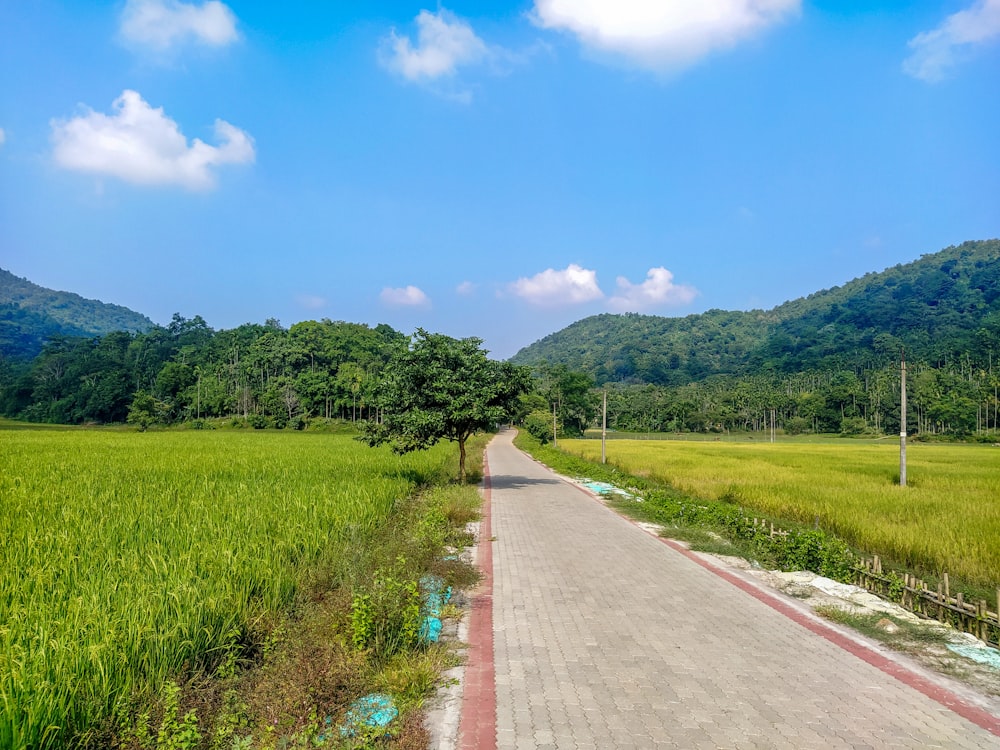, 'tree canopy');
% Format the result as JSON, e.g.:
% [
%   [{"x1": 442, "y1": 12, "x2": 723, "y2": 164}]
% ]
[{"x1": 359, "y1": 329, "x2": 532, "y2": 481}]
